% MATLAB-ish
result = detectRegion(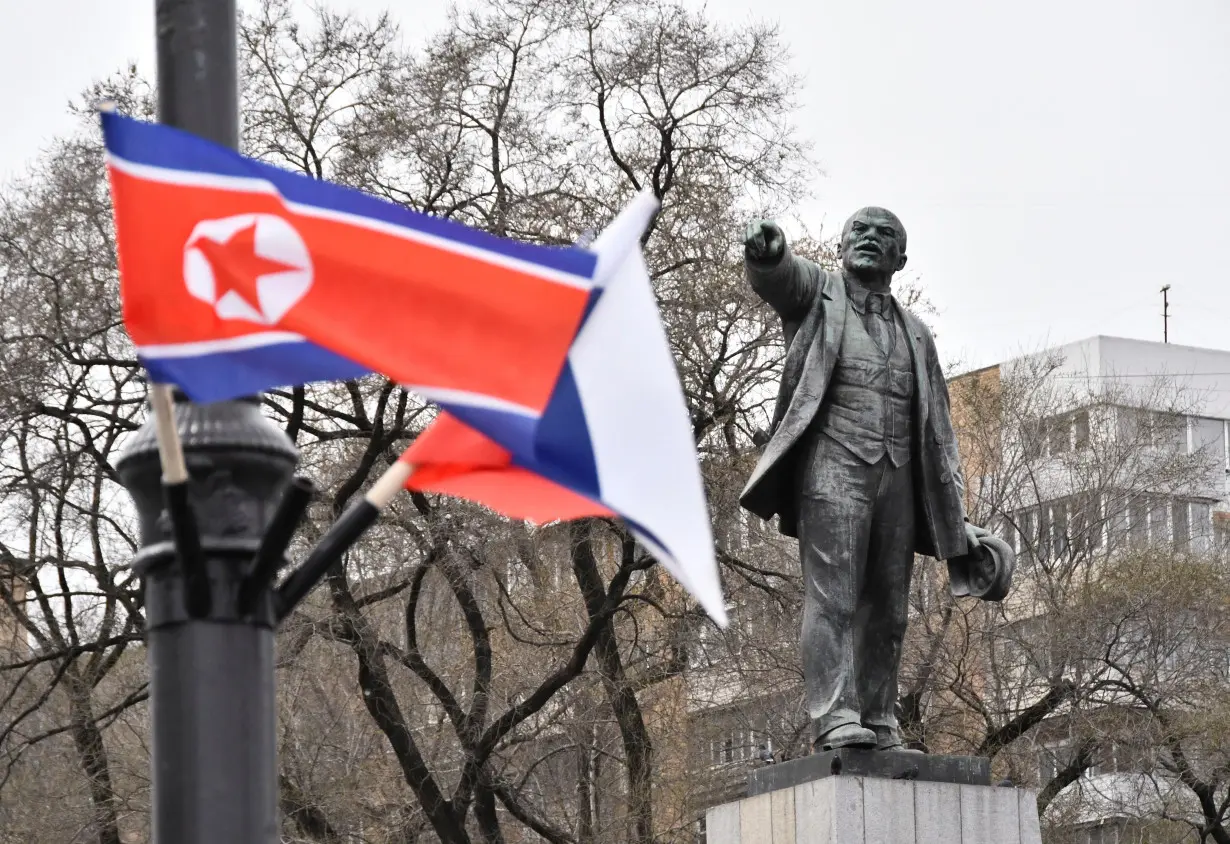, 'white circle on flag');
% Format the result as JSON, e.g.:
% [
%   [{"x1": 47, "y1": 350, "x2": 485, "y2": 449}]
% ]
[{"x1": 183, "y1": 213, "x2": 313, "y2": 325}]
